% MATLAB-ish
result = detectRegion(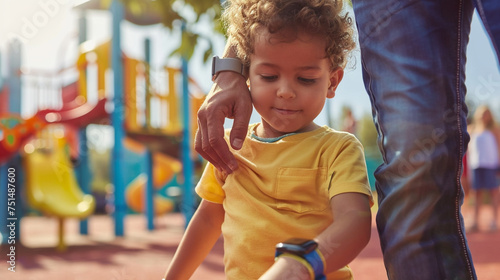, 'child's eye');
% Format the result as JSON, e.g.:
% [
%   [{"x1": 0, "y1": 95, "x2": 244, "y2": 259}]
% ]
[
  {"x1": 260, "y1": 75, "x2": 277, "y2": 81},
  {"x1": 298, "y1": 77, "x2": 316, "y2": 84}
]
